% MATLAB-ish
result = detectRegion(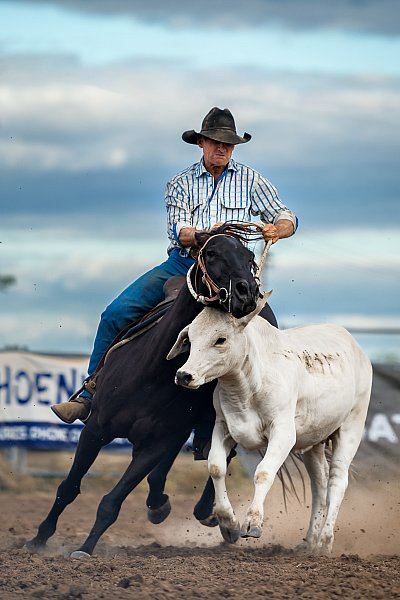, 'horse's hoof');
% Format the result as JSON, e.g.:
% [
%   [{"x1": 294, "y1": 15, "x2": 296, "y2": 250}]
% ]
[
  {"x1": 220, "y1": 524, "x2": 240, "y2": 544},
  {"x1": 147, "y1": 498, "x2": 171, "y2": 525},
  {"x1": 70, "y1": 550, "x2": 91, "y2": 559},
  {"x1": 198, "y1": 514, "x2": 219, "y2": 528},
  {"x1": 24, "y1": 539, "x2": 45, "y2": 554},
  {"x1": 240, "y1": 525, "x2": 262, "y2": 539}
]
